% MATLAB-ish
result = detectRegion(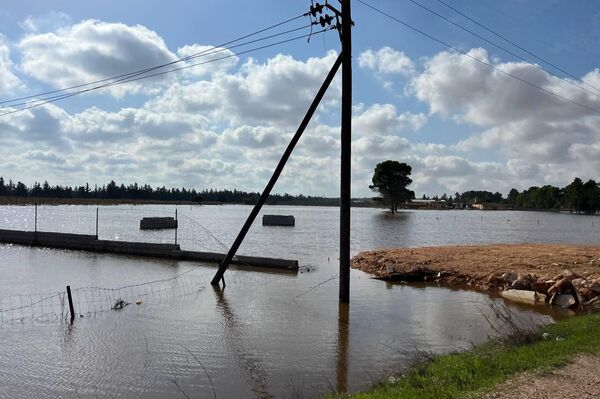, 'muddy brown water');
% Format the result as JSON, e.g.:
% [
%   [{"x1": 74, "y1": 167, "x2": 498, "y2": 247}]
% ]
[{"x1": 0, "y1": 205, "x2": 598, "y2": 398}]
